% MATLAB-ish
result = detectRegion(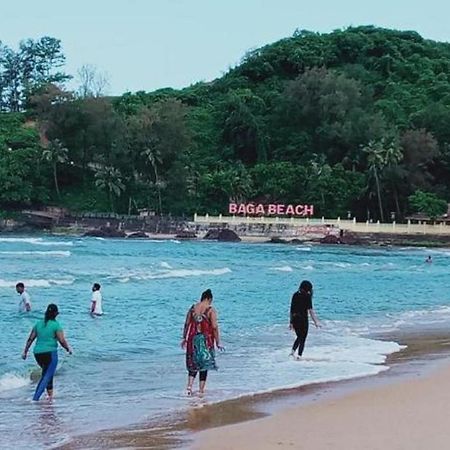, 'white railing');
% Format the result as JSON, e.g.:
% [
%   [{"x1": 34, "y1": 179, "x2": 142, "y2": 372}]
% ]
[{"x1": 193, "y1": 214, "x2": 450, "y2": 235}]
